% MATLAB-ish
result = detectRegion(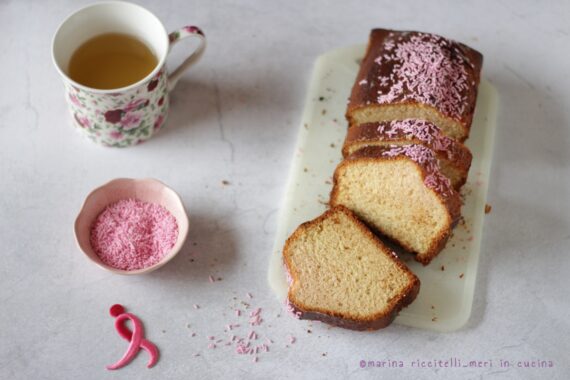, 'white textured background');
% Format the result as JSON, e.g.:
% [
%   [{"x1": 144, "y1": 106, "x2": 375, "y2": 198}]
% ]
[{"x1": 0, "y1": 1, "x2": 569, "y2": 379}]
